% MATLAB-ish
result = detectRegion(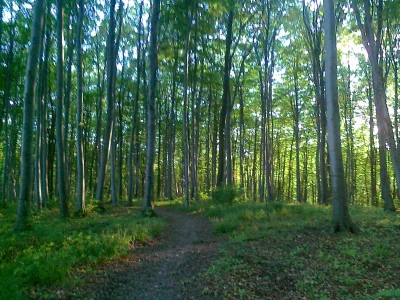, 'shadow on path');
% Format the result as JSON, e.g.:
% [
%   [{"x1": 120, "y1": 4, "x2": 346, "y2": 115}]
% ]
[{"x1": 76, "y1": 207, "x2": 221, "y2": 300}]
